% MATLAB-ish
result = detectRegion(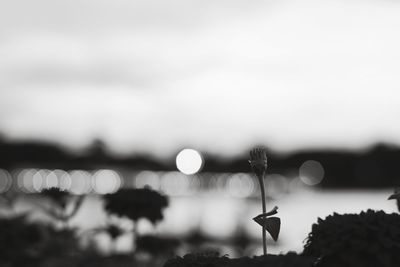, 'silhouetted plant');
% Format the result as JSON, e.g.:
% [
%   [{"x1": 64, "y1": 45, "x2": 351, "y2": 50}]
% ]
[
  {"x1": 249, "y1": 148, "x2": 281, "y2": 255},
  {"x1": 303, "y1": 210, "x2": 400, "y2": 267},
  {"x1": 103, "y1": 187, "x2": 168, "y2": 224},
  {"x1": 388, "y1": 187, "x2": 400, "y2": 212},
  {"x1": 103, "y1": 187, "x2": 169, "y2": 255},
  {"x1": 38, "y1": 187, "x2": 85, "y2": 225}
]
